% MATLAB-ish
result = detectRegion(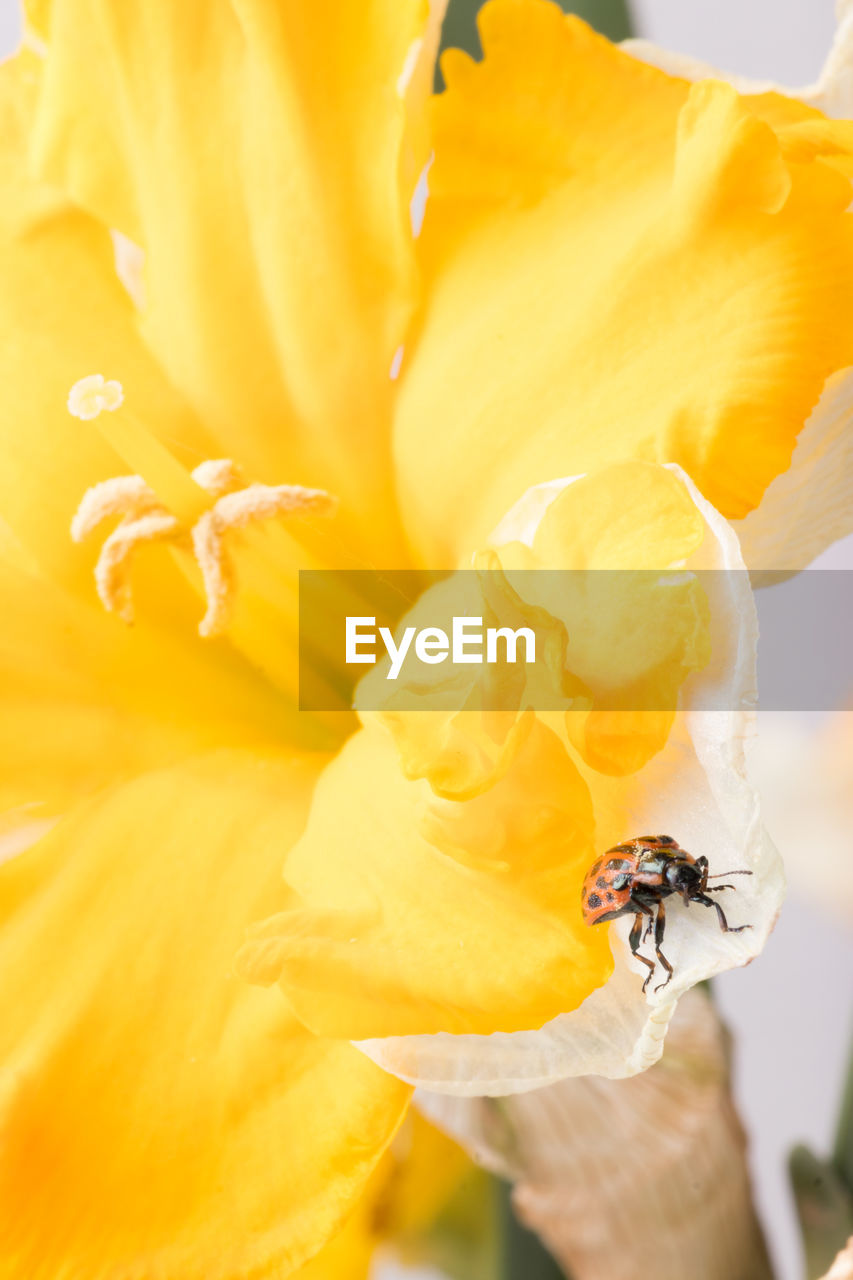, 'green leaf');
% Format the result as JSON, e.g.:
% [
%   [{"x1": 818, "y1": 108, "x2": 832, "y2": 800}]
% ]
[
  {"x1": 790, "y1": 1144, "x2": 853, "y2": 1280},
  {"x1": 496, "y1": 1177, "x2": 568, "y2": 1280},
  {"x1": 395, "y1": 1165, "x2": 500, "y2": 1280},
  {"x1": 438, "y1": 0, "x2": 634, "y2": 87}
]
